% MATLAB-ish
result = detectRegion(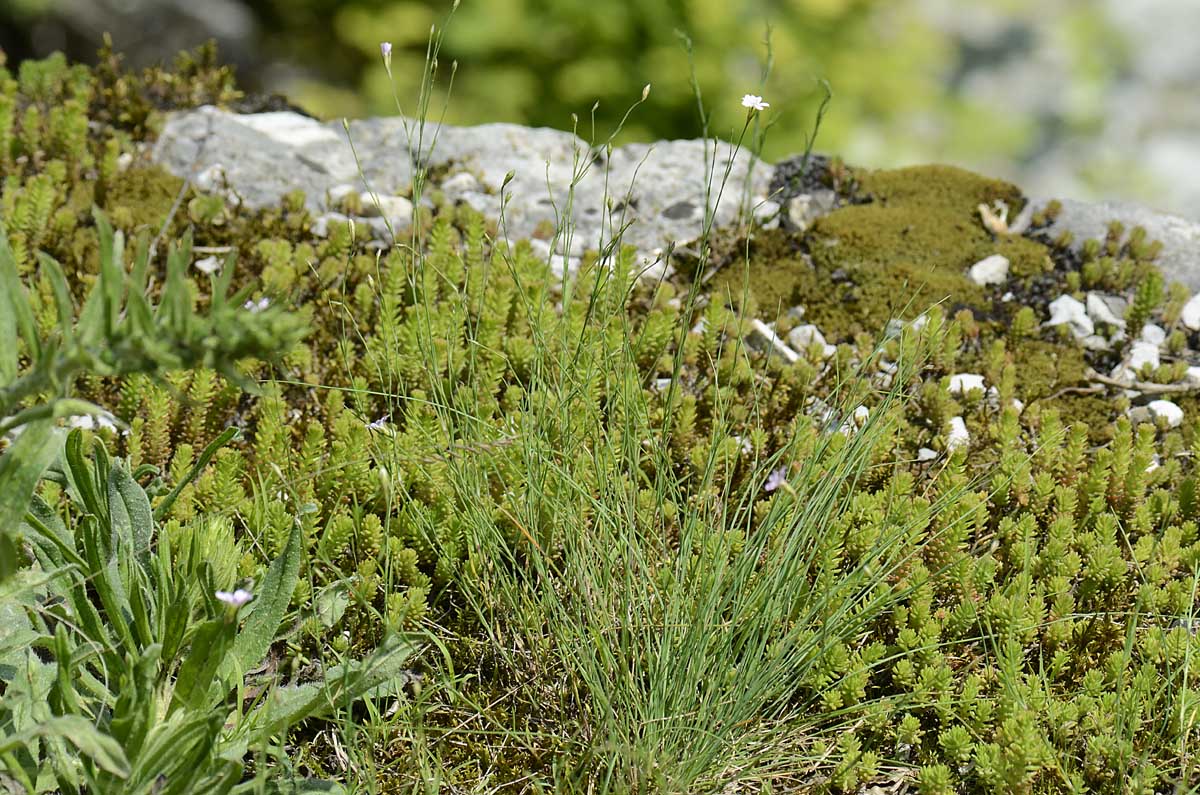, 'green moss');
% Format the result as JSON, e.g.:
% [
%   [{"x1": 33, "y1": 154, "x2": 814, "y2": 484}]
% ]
[{"x1": 714, "y1": 164, "x2": 1052, "y2": 340}]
